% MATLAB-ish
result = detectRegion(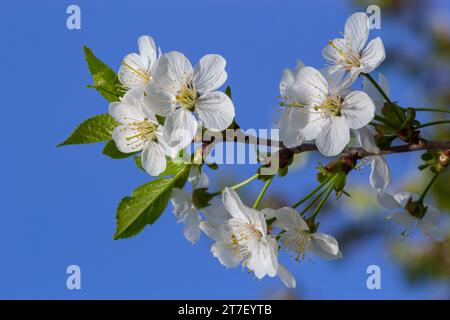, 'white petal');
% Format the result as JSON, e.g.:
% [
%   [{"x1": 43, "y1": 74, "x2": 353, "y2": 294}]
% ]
[
  {"x1": 377, "y1": 192, "x2": 401, "y2": 209},
  {"x1": 313, "y1": 245, "x2": 343, "y2": 260},
  {"x1": 211, "y1": 242, "x2": 241, "y2": 268},
  {"x1": 199, "y1": 221, "x2": 224, "y2": 242},
  {"x1": 418, "y1": 220, "x2": 444, "y2": 242},
  {"x1": 112, "y1": 125, "x2": 144, "y2": 153},
  {"x1": 277, "y1": 263, "x2": 296, "y2": 288},
  {"x1": 279, "y1": 68, "x2": 295, "y2": 99},
  {"x1": 279, "y1": 108, "x2": 323, "y2": 147},
  {"x1": 279, "y1": 108, "x2": 305, "y2": 148},
  {"x1": 144, "y1": 83, "x2": 174, "y2": 117},
  {"x1": 156, "y1": 127, "x2": 180, "y2": 158},
  {"x1": 196, "y1": 91, "x2": 235, "y2": 131},
  {"x1": 423, "y1": 205, "x2": 440, "y2": 226},
  {"x1": 163, "y1": 108, "x2": 198, "y2": 148},
  {"x1": 193, "y1": 54, "x2": 227, "y2": 94},
  {"x1": 202, "y1": 204, "x2": 231, "y2": 226},
  {"x1": 294, "y1": 66, "x2": 328, "y2": 107},
  {"x1": 389, "y1": 212, "x2": 418, "y2": 231},
  {"x1": 246, "y1": 239, "x2": 277, "y2": 279},
  {"x1": 344, "y1": 12, "x2": 369, "y2": 53},
  {"x1": 109, "y1": 101, "x2": 145, "y2": 125},
  {"x1": 138, "y1": 35, "x2": 157, "y2": 70},
  {"x1": 188, "y1": 166, "x2": 209, "y2": 189},
  {"x1": 272, "y1": 207, "x2": 308, "y2": 231},
  {"x1": 370, "y1": 156, "x2": 391, "y2": 191},
  {"x1": 246, "y1": 253, "x2": 266, "y2": 279},
  {"x1": 341, "y1": 91, "x2": 375, "y2": 129},
  {"x1": 321, "y1": 65, "x2": 349, "y2": 93},
  {"x1": 152, "y1": 51, "x2": 193, "y2": 96},
  {"x1": 171, "y1": 188, "x2": 192, "y2": 219},
  {"x1": 322, "y1": 38, "x2": 350, "y2": 66},
  {"x1": 315, "y1": 117, "x2": 350, "y2": 156},
  {"x1": 118, "y1": 53, "x2": 150, "y2": 88},
  {"x1": 394, "y1": 192, "x2": 417, "y2": 208},
  {"x1": 312, "y1": 232, "x2": 340, "y2": 256},
  {"x1": 141, "y1": 141, "x2": 167, "y2": 176},
  {"x1": 354, "y1": 126, "x2": 379, "y2": 153},
  {"x1": 222, "y1": 188, "x2": 250, "y2": 221},
  {"x1": 260, "y1": 237, "x2": 278, "y2": 278},
  {"x1": 183, "y1": 210, "x2": 202, "y2": 244},
  {"x1": 301, "y1": 117, "x2": 325, "y2": 141},
  {"x1": 360, "y1": 37, "x2": 386, "y2": 73}
]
